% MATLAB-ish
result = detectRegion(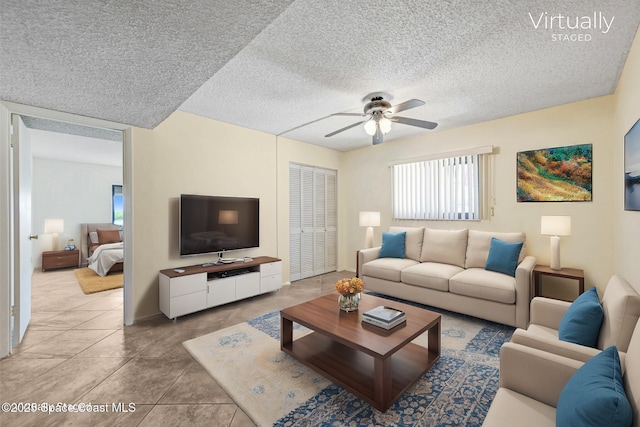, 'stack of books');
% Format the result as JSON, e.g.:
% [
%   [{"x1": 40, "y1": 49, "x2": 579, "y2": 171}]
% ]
[{"x1": 362, "y1": 306, "x2": 406, "y2": 330}]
